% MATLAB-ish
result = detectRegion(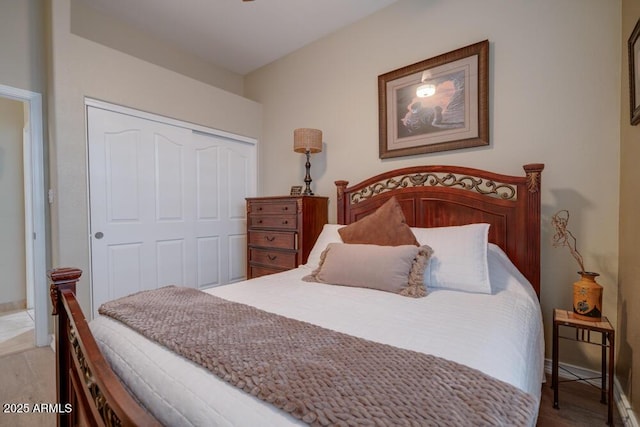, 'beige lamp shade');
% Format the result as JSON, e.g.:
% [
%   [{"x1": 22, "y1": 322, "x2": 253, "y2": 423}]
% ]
[{"x1": 293, "y1": 128, "x2": 323, "y2": 153}]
